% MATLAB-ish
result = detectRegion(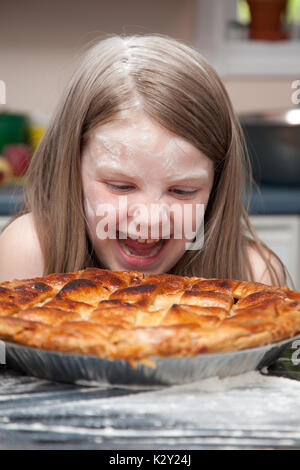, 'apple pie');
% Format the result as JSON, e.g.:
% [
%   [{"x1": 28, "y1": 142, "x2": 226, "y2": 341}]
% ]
[{"x1": 0, "y1": 267, "x2": 299, "y2": 366}]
